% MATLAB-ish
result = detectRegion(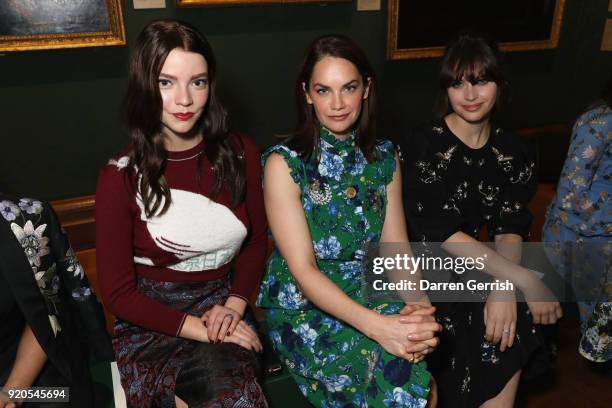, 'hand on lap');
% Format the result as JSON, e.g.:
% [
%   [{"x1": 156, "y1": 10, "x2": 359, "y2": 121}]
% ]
[
  {"x1": 221, "y1": 320, "x2": 263, "y2": 352},
  {"x1": 202, "y1": 304, "x2": 241, "y2": 343},
  {"x1": 484, "y1": 290, "x2": 517, "y2": 352}
]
